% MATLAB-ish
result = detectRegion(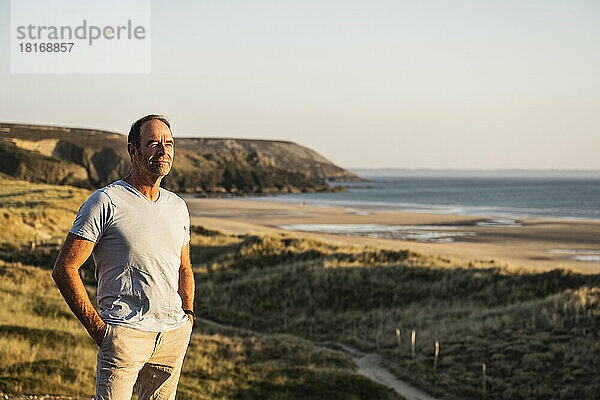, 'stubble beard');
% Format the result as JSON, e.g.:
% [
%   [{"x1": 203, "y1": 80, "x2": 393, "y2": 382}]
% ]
[
  {"x1": 134, "y1": 155, "x2": 172, "y2": 179},
  {"x1": 147, "y1": 158, "x2": 172, "y2": 177}
]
